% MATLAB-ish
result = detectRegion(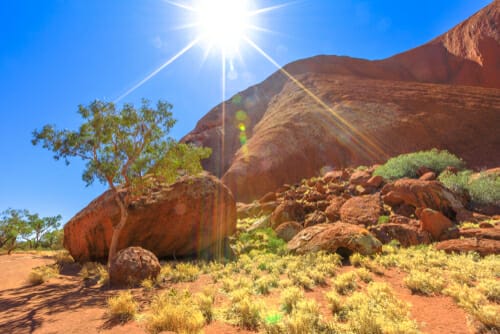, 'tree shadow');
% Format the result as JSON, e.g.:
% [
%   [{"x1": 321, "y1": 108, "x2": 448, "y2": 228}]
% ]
[{"x1": 0, "y1": 269, "x2": 119, "y2": 334}]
